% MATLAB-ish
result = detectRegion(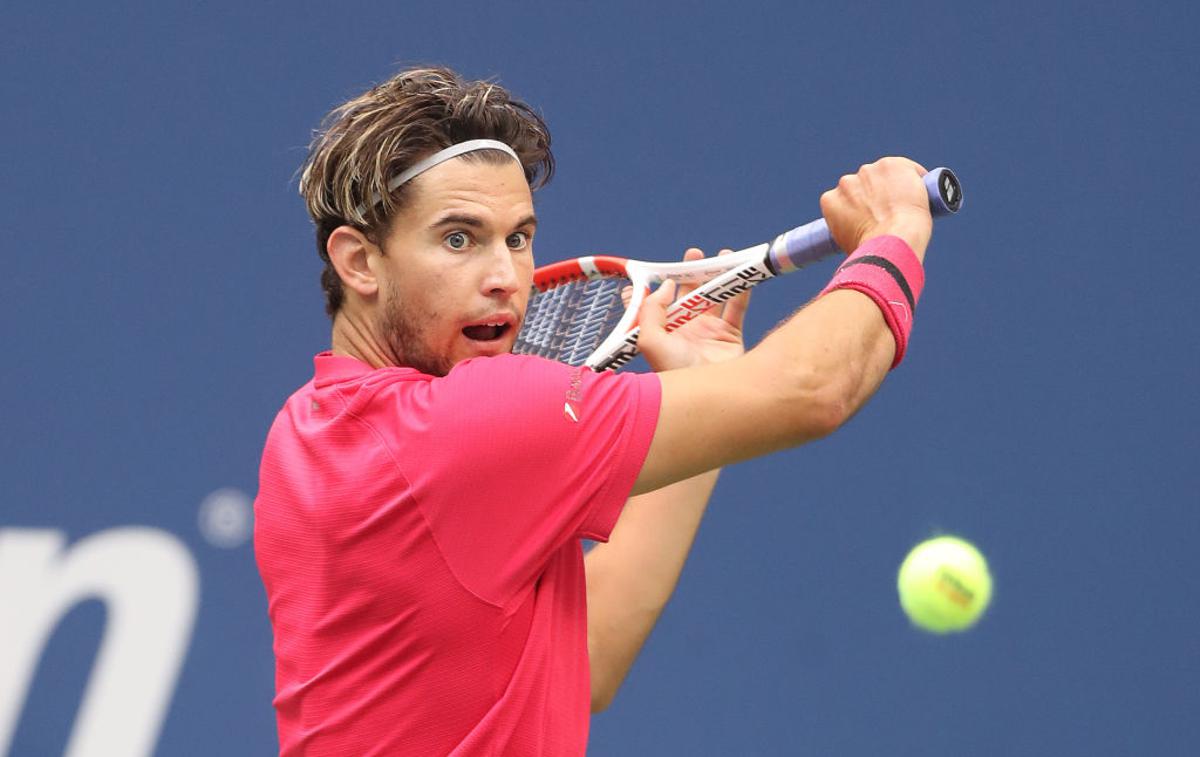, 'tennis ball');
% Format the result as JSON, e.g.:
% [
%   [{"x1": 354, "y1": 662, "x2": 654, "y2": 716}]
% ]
[{"x1": 897, "y1": 535, "x2": 992, "y2": 633}]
